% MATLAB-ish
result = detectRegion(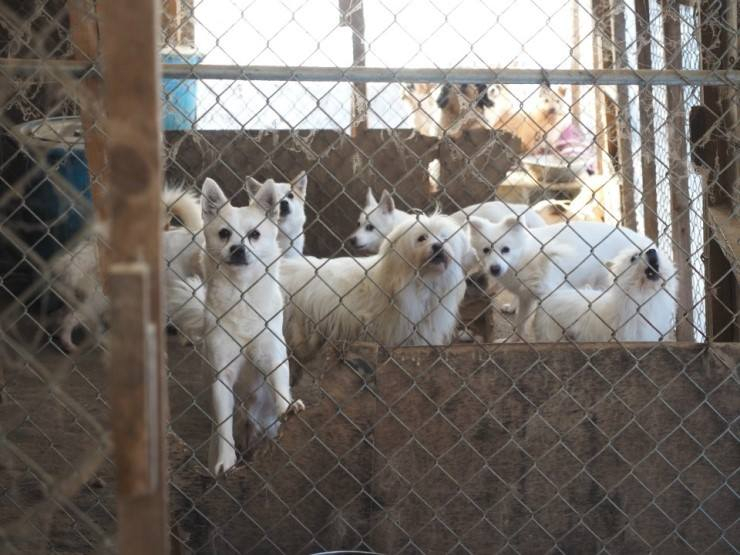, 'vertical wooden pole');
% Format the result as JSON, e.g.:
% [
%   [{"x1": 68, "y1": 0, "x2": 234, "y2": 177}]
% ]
[
  {"x1": 570, "y1": 0, "x2": 582, "y2": 121},
  {"x1": 662, "y1": 0, "x2": 694, "y2": 341},
  {"x1": 340, "y1": 0, "x2": 367, "y2": 137},
  {"x1": 698, "y1": 0, "x2": 738, "y2": 341},
  {"x1": 98, "y1": 1, "x2": 168, "y2": 553},
  {"x1": 610, "y1": 0, "x2": 638, "y2": 230},
  {"x1": 68, "y1": 0, "x2": 110, "y2": 278},
  {"x1": 634, "y1": 0, "x2": 660, "y2": 241},
  {"x1": 590, "y1": 0, "x2": 612, "y2": 177}
]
